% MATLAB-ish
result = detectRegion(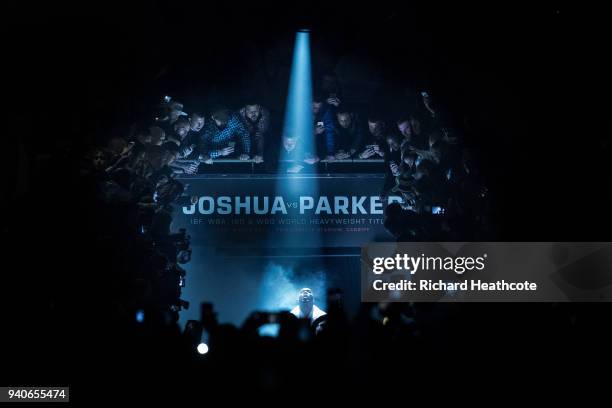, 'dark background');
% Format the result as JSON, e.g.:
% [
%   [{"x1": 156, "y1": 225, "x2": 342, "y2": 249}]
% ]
[{"x1": 1, "y1": 0, "x2": 611, "y2": 398}]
